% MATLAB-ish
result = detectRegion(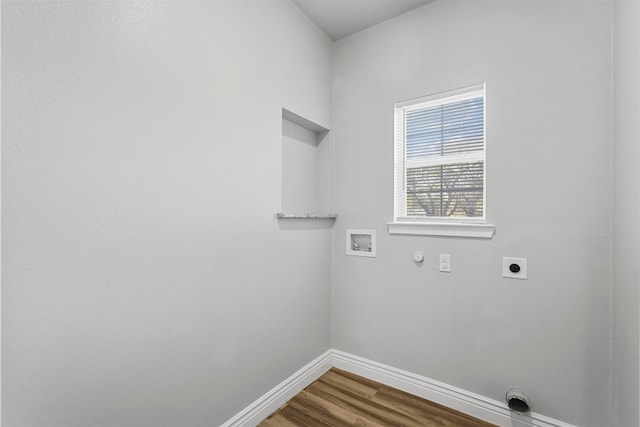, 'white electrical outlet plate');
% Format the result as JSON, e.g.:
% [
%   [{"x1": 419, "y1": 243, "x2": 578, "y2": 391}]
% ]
[
  {"x1": 439, "y1": 254, "x2": 451, "y2": 272},
  {"x1": 503, "y1": 257, "x2": 527, "y2": 279}
]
